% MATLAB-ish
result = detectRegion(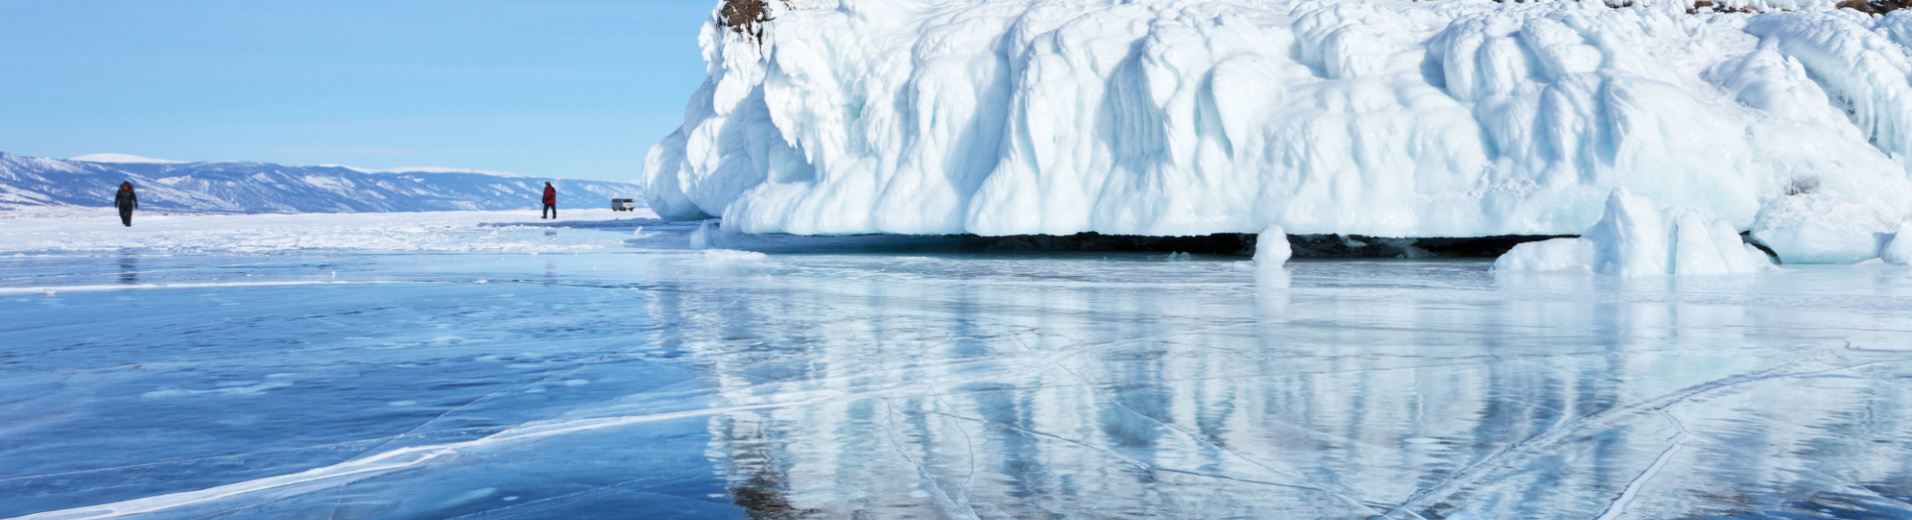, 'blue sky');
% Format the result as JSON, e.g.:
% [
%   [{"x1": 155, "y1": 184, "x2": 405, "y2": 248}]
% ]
[{"x1": 0, "y1": 0, "x2": 716, "y2": 181}]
